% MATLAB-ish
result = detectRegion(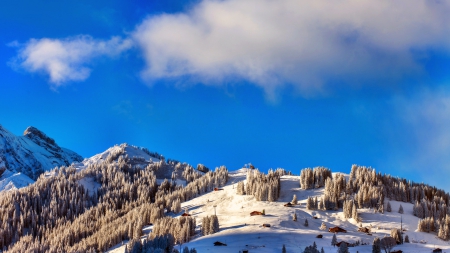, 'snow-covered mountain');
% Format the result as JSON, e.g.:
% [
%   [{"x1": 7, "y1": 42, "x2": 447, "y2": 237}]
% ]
[{"x1": 0, "y1": 124, "x2": 82, "y2": 191}]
